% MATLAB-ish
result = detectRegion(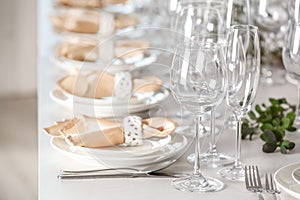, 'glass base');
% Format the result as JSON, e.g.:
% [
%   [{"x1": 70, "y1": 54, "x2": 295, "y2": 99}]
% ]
[
  {"x1": 187, "y1": 153, "x2": 235, "y2": 168},
  {"x1": 172, "y1": 175, "x2": 224, "y2": 192},
  {"x1": 218, "y1": 166, "x2": 245, "y2": 182}
]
